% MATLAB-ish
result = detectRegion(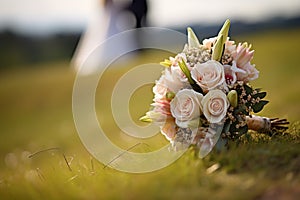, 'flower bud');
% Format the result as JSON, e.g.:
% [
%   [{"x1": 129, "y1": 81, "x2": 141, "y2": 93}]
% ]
[
  {"x1": 218, "y1": 19, "x2": 230, "y2": 44},
  {"x1": 187, "y1": 27, "x2": 201, "y2": 48},
  {"x1": 166, "y1": 91, "x2": 175, "y2": 101},
  {"x1": 212, "y1": 34, "x2": 224, "y2": 62},
  {"x1": 227, "y1": 90, "x2": 238, "y2": 108},
  {"x1": 139, "y1": 115, "x2": 152, "y2": 122},
  {"x1": 160, "y1": 59, "x2": 172, "y2": 67},
  {"x1": 212, "y1": 19, "x2": 231, "y2": 62}
]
